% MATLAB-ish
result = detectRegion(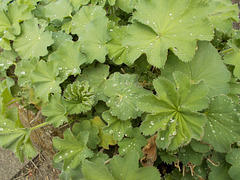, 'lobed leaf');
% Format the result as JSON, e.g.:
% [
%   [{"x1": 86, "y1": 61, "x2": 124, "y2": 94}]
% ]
[
  {"x1": 122, "y1": 0, "x2": 213, "y2": 68},
  {"x1": 53, "y1": 128, "x2": 93, "y2": 170},
  {"x1": 104, "y1": 72, "x2": 151, "y2": 120}
]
